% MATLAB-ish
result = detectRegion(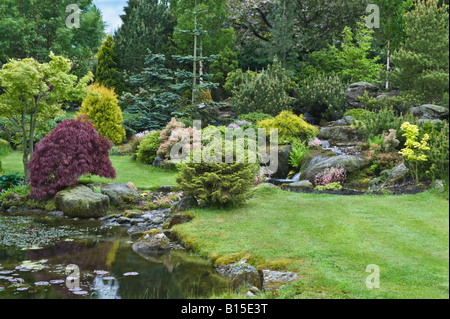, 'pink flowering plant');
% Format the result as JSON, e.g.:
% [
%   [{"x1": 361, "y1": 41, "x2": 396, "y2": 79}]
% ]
[
  {"x1": 314, "y1": 165, "x2": 347, "y2": 187},
  {"x1": 368, "y1": 129, "x2": 402, "y2": 173}
]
